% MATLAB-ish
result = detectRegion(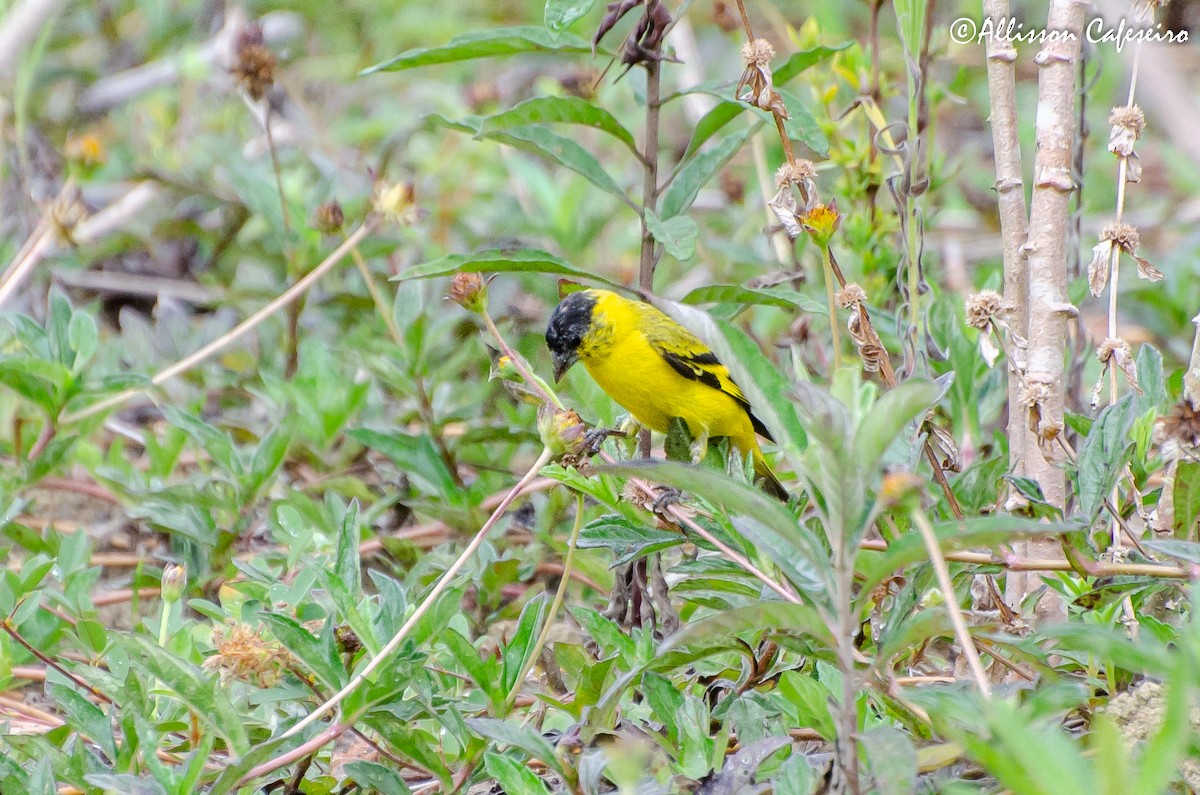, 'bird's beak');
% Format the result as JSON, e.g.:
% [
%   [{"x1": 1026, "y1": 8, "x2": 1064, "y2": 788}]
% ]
[{"x1": 552, "y1": 351, "x2": 578, "y2": 382}]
